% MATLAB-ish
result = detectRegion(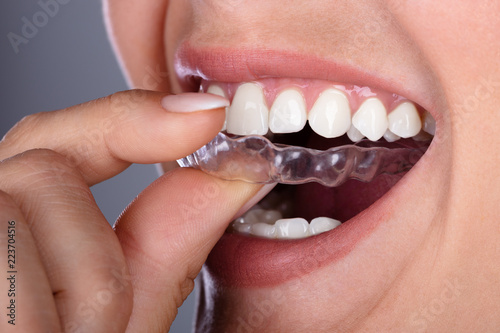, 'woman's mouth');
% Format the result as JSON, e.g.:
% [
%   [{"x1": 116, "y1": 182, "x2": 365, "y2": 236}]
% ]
[
  {"x1": 183, "y1": 78, "x2": 434, "y2": 237},
  {"x1": 172, "y1": 45, "x2": 441, "y2": 288}
]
